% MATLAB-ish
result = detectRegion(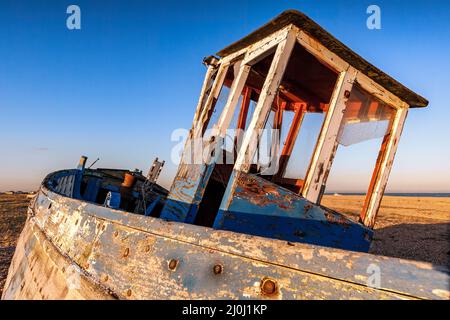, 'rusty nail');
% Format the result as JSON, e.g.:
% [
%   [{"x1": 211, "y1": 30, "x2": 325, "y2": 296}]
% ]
[
  {"x1": 123, "y1": 248, "x2": 130, "y2": 257},
  {"x1": 261, "y1": 278, "x2": 278, "y2": 295},
  {"x1": 213, "y1": 264, "x2": 223, "y2": 275},
  {"x1": 344, "y1": 90, "x2": 351, "y2": 98},
  {"x1": 168, "y1": 259, "x2": 178, "y2": 271}
]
